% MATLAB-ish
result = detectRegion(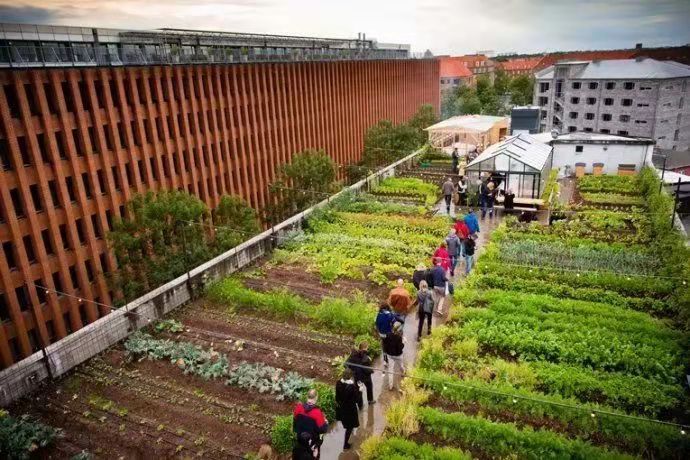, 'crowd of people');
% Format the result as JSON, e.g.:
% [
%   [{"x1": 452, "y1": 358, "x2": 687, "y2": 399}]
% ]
[{"x1": 289, "y1": 205, "x2": 484, "y2": 458}]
